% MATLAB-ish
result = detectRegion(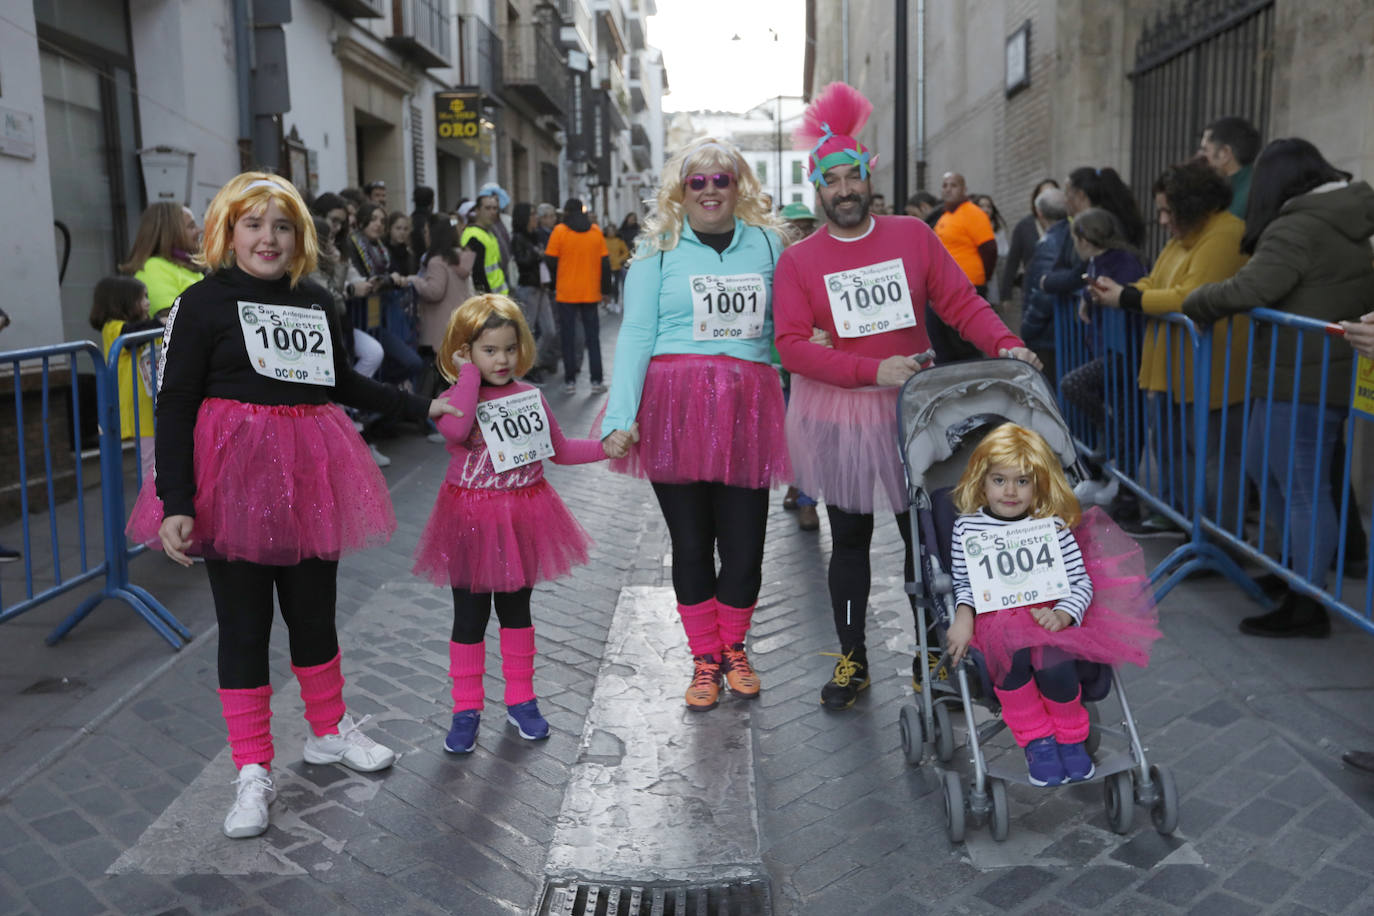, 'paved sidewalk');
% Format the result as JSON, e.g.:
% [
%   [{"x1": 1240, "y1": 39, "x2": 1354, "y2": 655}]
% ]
[{"x1": 0, "y1": 314, "x2": 1372, "y2": 915}]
